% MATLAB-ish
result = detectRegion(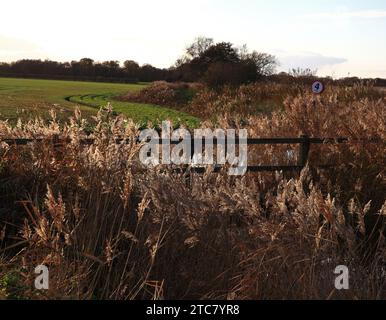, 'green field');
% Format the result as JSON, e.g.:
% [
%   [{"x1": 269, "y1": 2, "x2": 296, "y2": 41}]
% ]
[
  {"x1": 0, "y1": 77, "x2": 200, "y2": 127},
  {"x1": 68, "y1": 94, "x2": 199, "y2": 127}
]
